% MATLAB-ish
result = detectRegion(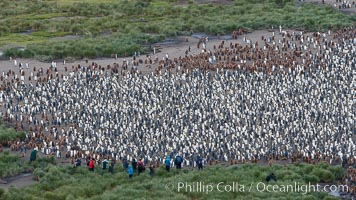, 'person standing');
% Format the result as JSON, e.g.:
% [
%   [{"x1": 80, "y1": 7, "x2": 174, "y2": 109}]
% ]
[
  {"x1": 149, "y1": 162, "x2": 155, "y2": 176},
  {"x1": 127, "y1": 165, "x2": 133, "y2": 179},
  {"x1": 175, "y1": 155, "x2": 183, "y2": 169},
  {"x1": 88, "y1": 158, "x2": 94, "y2": 172},
  {"x1": 108, "y1": 159, "x2": 115, "y2": 174},
  {"x1": 102, "y1": 158, "x2": 108, "y2": 170},
  {"x1": 73, "y1": 157, "x2": 81, "y2": 168},
  {"x1": 196, "y1": 156, "x2": 203, "y2": 170},
  {"x1": 165, "y1": 156, "x2": 171, "y2": 172},
  {"x1": 137, "y1": 159, "x2": 145, "y2": 175},
  {"x1": 132, "y1": 158, "x2": 137, "y2": 172},
  {"x1": 122, "y1": 158, "x2": 128, "y2": 170},
  {"x1": 29, "y1": 147, "x2": 38, "y2": 164}
]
